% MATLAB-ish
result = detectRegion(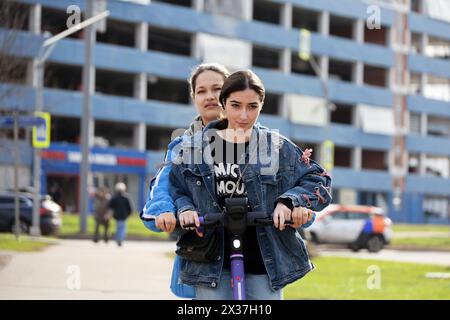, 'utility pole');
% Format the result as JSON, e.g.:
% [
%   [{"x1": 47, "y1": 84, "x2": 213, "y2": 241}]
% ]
[
  {"x1": 79, "y1": 0, "x2": 107, "y2": 233},
  {"x1": 30, "y1": 44, "x2": 46, "y2": 236},
  {"x1": 13, "y1": 111, "x2": 20, "y2": 239},
  {"x1": 298, "y1": 28, "x2": 335, "y2": 172},
  {"x1": 30, "y1": 5, "x2": 109, "y2": 235},
  {"x1": 391, "y1": 0, "x2": 410, "y2": 211}
]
